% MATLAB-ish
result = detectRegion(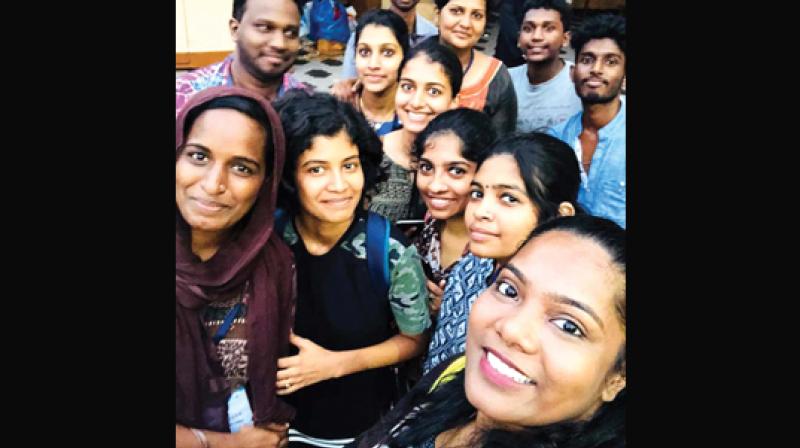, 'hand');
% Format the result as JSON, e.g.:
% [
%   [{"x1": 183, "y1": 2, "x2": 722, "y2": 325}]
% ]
[
  {"x1": 426, "y1": 279, "x2": 446, "y2": 317},
  {"x1": 330, "y1": 78, "x2": 360, "y2": 106},
  {"x1": 234, "y1": 423, "x2": 289, "y2": 448},
  {"x1": 276, "y1": 332, "x2": 341, "y2": 395}
]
